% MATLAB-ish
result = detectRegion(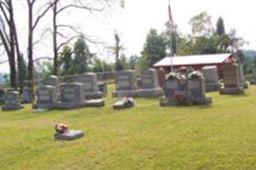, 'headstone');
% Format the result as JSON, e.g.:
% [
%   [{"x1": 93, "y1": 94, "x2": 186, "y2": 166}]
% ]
[
  {"x1": 157, "y1": 68, "x2": 166, "y2": 88},
  {"x1": 201, "y1": 66, "x2": 220, "y2": 92},
  {"x1": 187, "y1": 73, "x2": 211, "y2": 104},
  {"x1": 113, "y1": 70, "x2": 138, "y2": 97},
  {"x1": 0, "y1": 88, "x2": 5, "y2": 103},
  {"x1": 1, "y1": 91, "x2": 23, "y2": 111},
  {"x1": 57, "y1": 83, "x2": 104, "y2": 109},
  {"x1": 138, "y1": 69, "x2": 163, "y2": 97},
  {"x1": 55, "y1": 130, "x2": 84, "y2": 141},
  {"x1": 22, "y1": 86, "x2": 32, "y2": 103},
  {"x1": 57, "y1": 83, "x2": 85, "y2": 109},
  {"x1": 98, "y1": 82, "x2": 107, "y2": 96},
  {"x1": 160, "y1": 71, "x2": 212, "y2": 106},
  {"x1": 33, "y1": 85, "x2": 58, "y2": 109},
  {"x1": 220, "y1": 63, "x2": 244, "y2": 94},
  {"x1": 46, "y1": 75, "x2": 59, "y2": 87},
  {"x1": 79, "y1": 73, "x2": 103, "y2": 99},
  {"x1": 250, "y1": 68, "x2": 256, "y2": 85}
]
